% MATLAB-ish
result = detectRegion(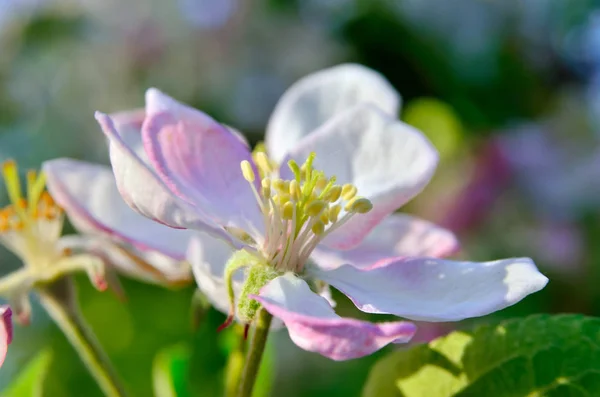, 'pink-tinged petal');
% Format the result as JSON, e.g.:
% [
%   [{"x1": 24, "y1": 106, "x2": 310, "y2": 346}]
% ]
[
  {"x1": 58, "y1": 235, "x2": 192, "y2": 286},
  {"x1": 187, "y1": 233, "x2": 239, "y2": 315},
  {"x1": 0, "y1": 306, "x2": 12, "y2": 368},
  {"x1": 285, "y1": 105, "x2": 438, "y2": 249},
  {"x1": 266, "y1": 64, "x2": 400, "y2": 162},
  {"x1": 142, "y1": 89, "x2": 264, "y2": 238},
  {"x1": 95, "y1": 111, "x2": 226, "y2": 239},
  {"x1": 44, "y1": 158, "x2": 195, "y2": 260},
  {"x1": 108, "y1": 108, "x2": 148, "y2": 161},
  {"x1": 251, "y1": 274, "x2": 416, "y2": 361},
  {"x1": 311, "y1": 214, "x2": 459, "y2": 270},
  {"x1": 309, "y1": 257, "x2": 548, "y2": 322}
]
